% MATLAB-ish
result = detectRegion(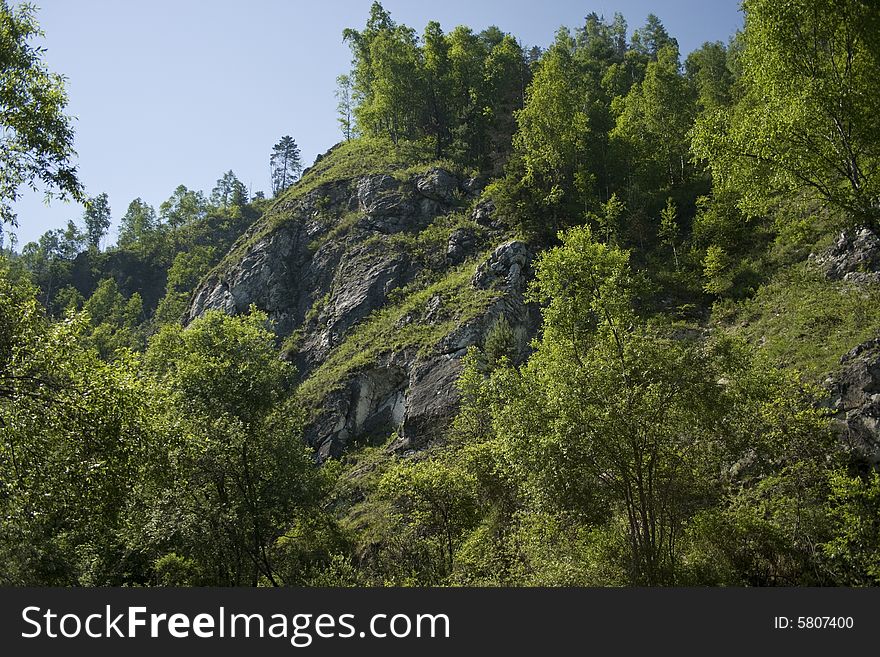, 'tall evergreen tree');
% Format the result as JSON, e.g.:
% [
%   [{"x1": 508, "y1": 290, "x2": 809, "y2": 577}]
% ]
[
  {"x1": 269, "y1": 136, "x2": 302, "y2": 196},
  {"x1": 422, "y1": 21, "x2": 452, "y2": 158}
]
